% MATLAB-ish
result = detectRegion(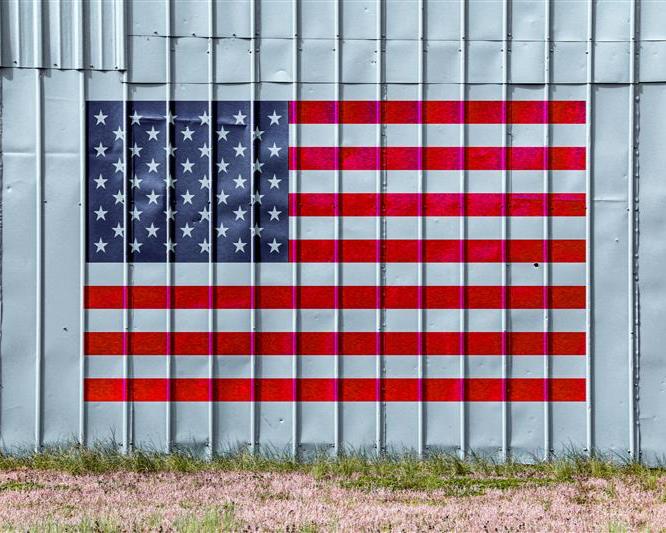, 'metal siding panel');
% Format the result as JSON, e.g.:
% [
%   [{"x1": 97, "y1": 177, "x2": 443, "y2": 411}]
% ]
[
  {"x1": 41, "y1": 70, "x2": 82, "y2": 446},
  {"x1": 1, "y1": 0, "x2": 665, "y2": 461},
  {"x1": 0, "y1": 69, "x2": 38, "y2": 449},
  {"x1": 636, "y1": 84, "x2": 666, "y2": 464}
]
